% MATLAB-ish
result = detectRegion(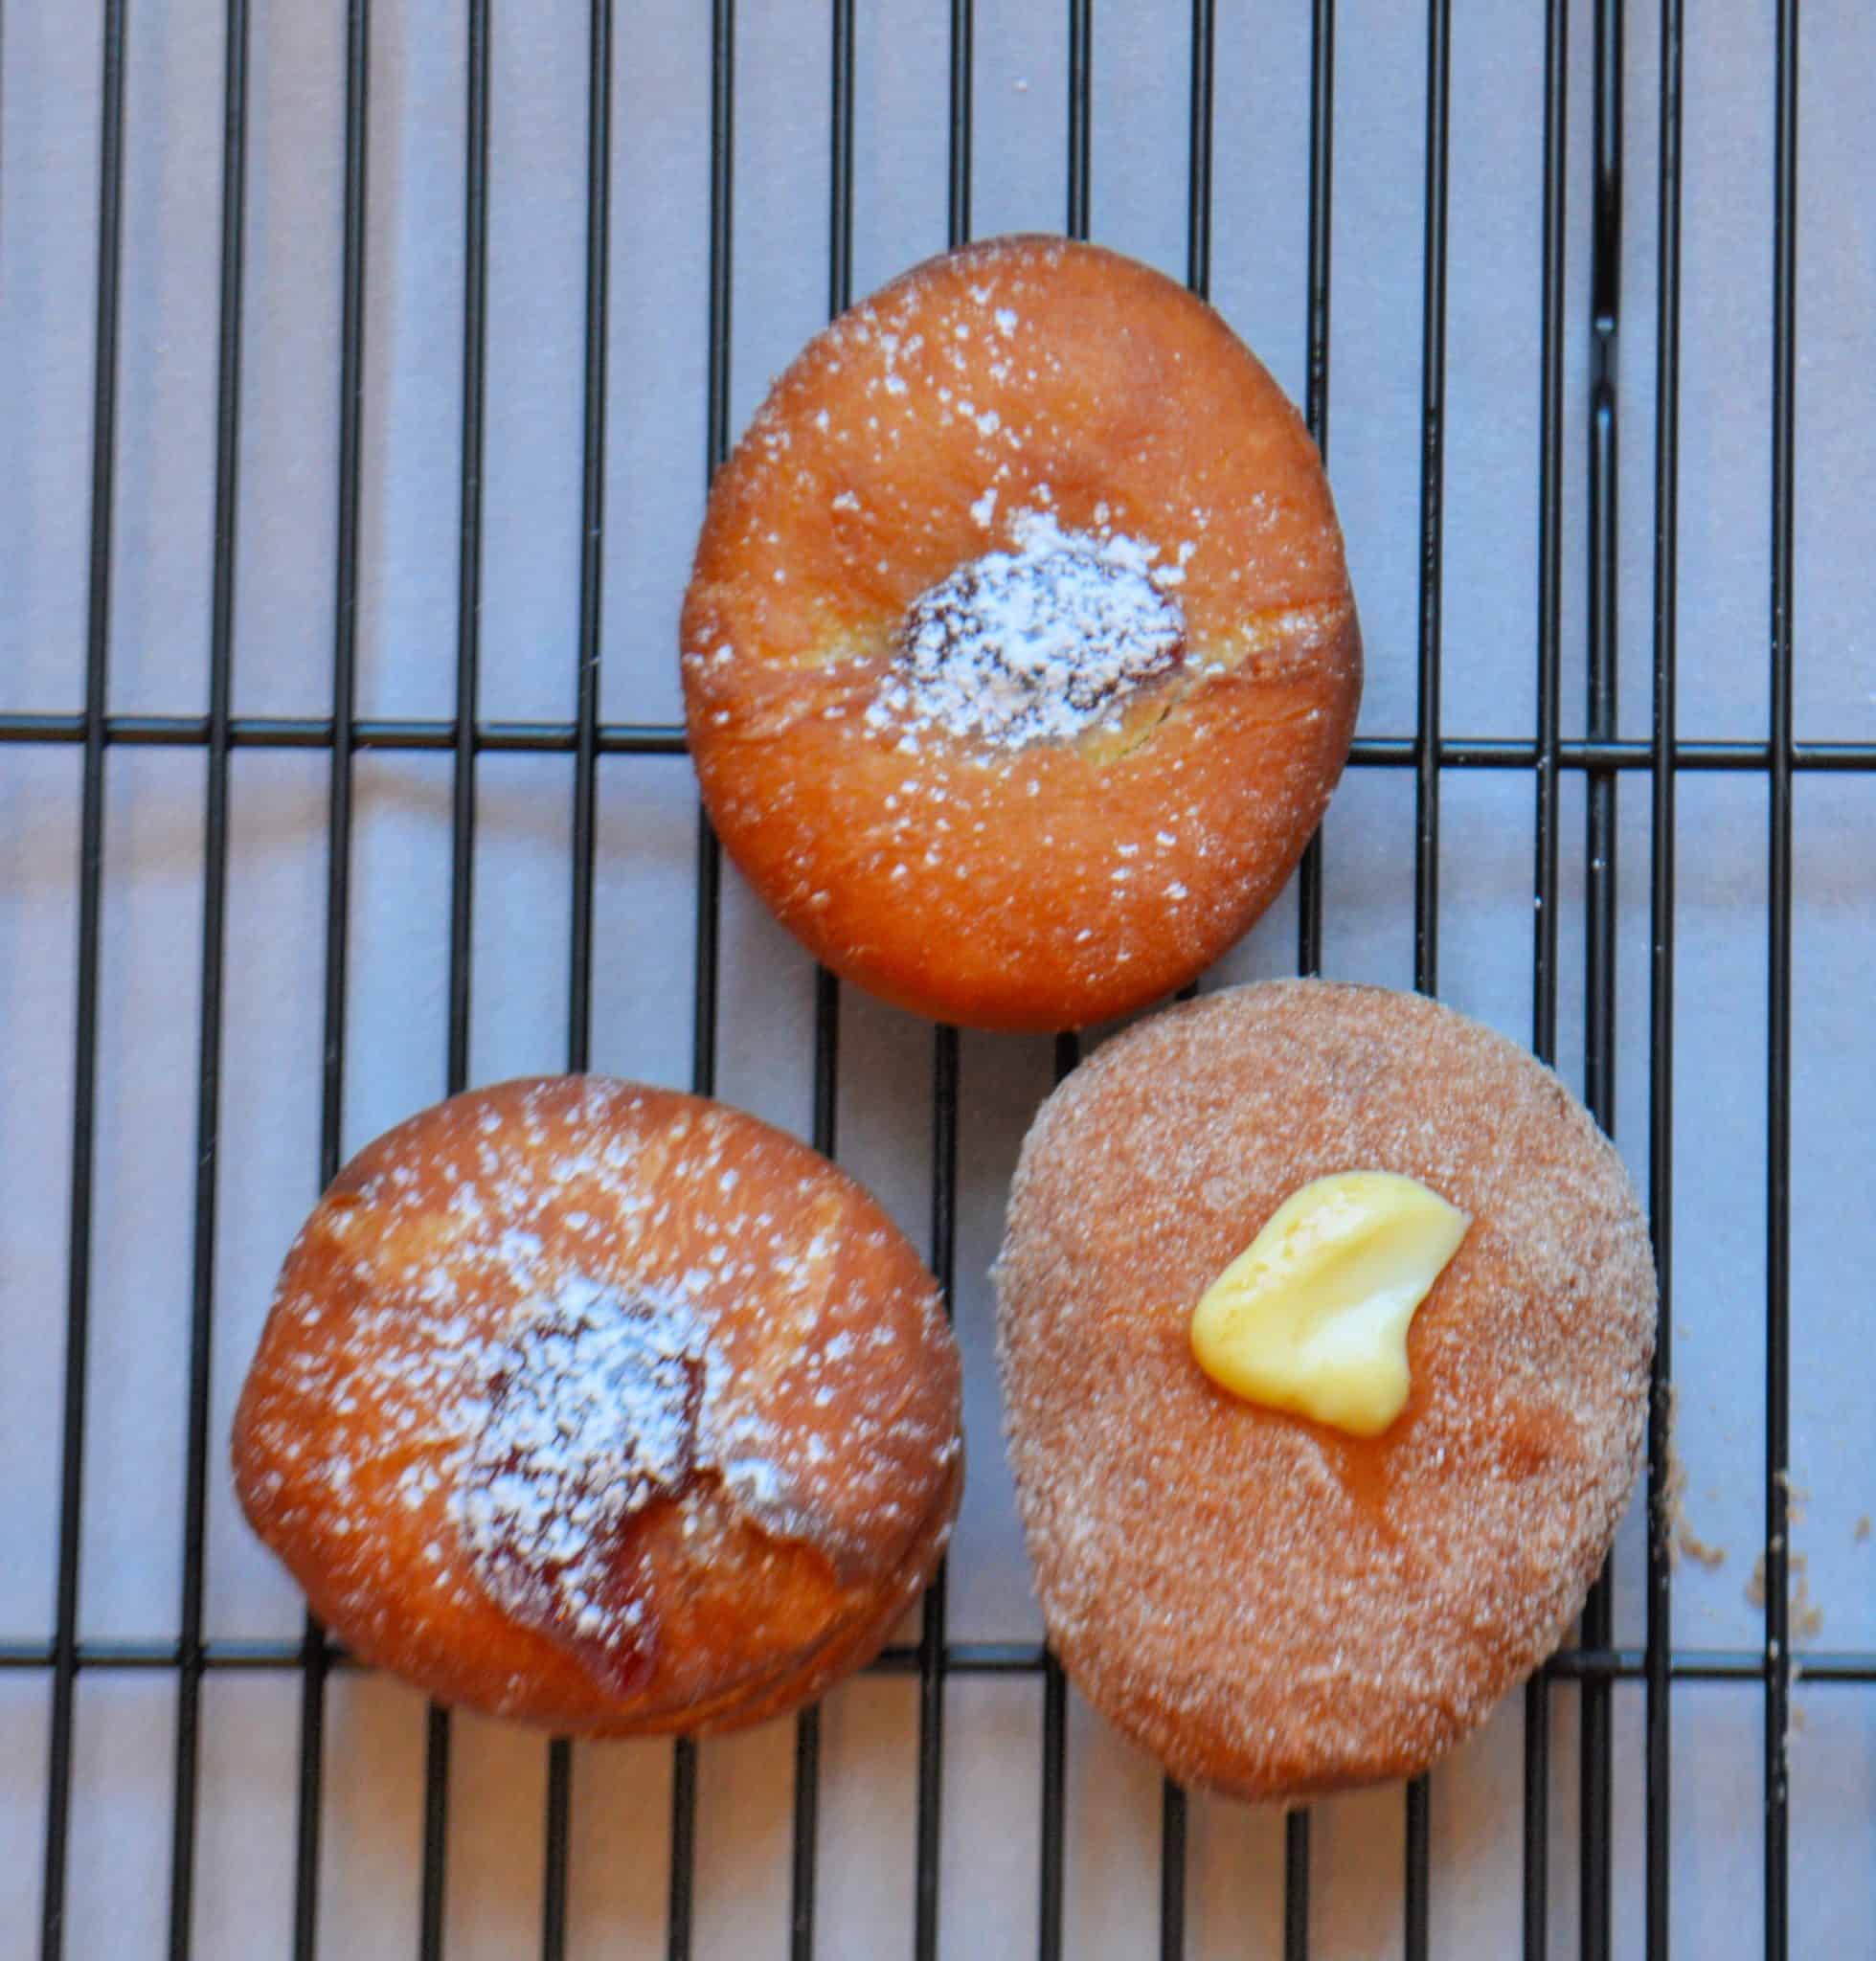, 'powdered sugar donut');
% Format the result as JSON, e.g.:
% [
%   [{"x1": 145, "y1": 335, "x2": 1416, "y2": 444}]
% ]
[
  {"x1": 232, "y1": 1077, "x2": 962, "y2": 1734},
  {"x1": 682, "y1": 236, "x2": 1361, "y2": 1033},
  {"x1": 996, "y1": 982, "x2": 1657, "y2": 1799}
]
